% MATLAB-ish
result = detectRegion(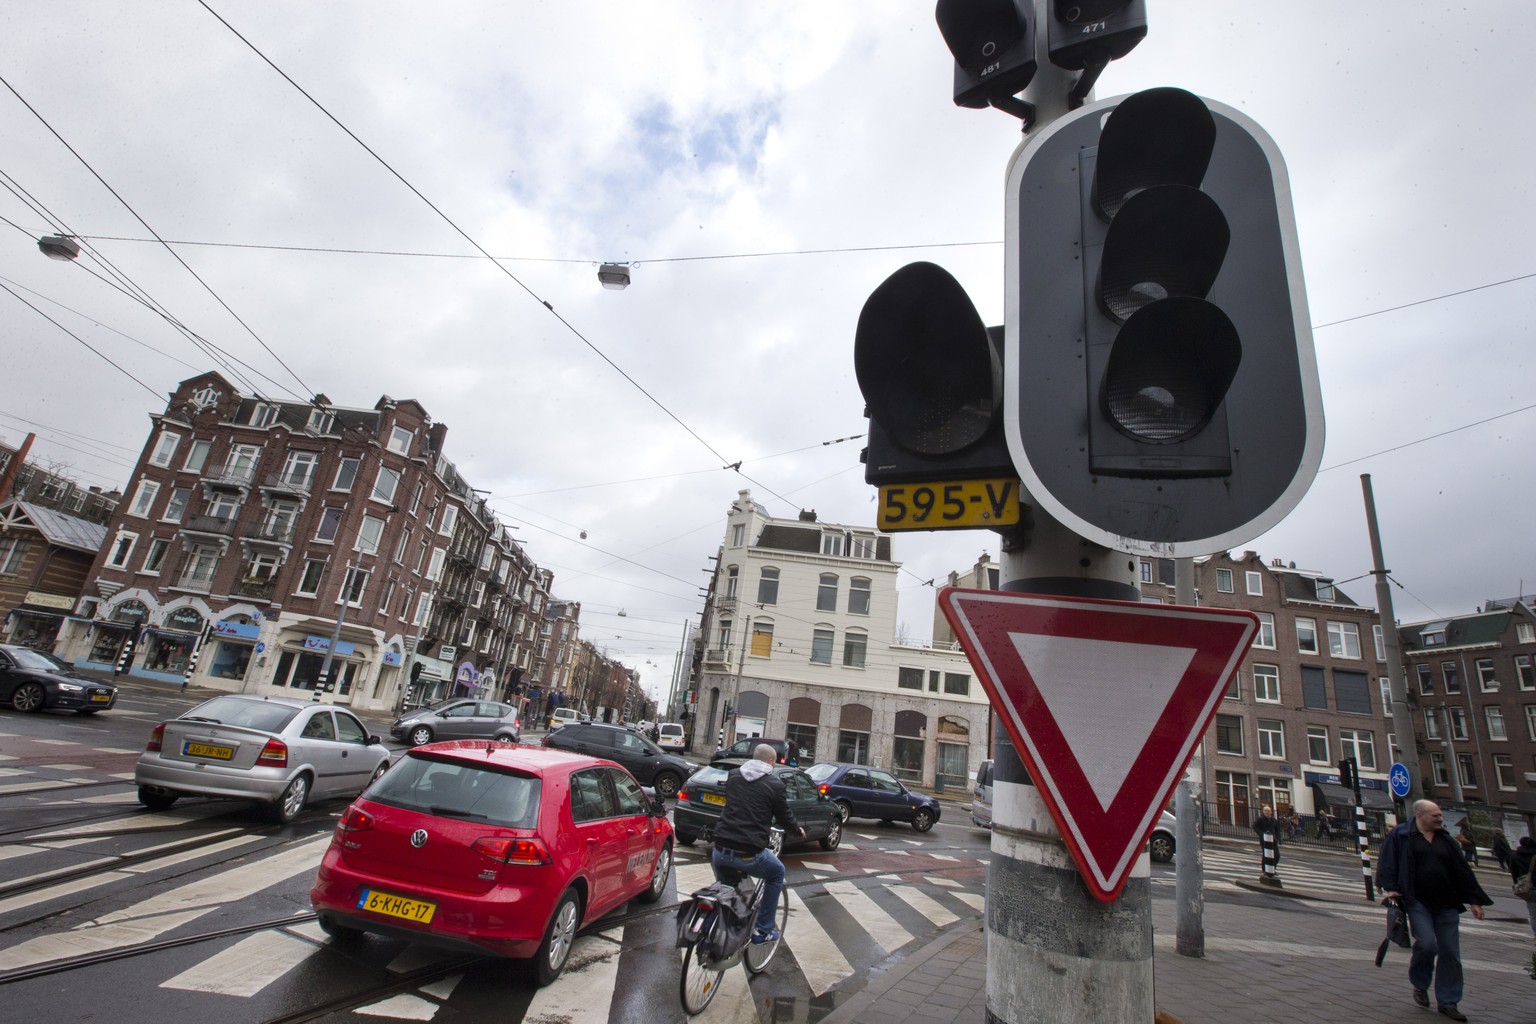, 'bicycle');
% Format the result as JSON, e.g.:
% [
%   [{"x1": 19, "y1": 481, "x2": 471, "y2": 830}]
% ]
[{"x1": 676, "y1": 836, "x2": 790, "y2": 1015}]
